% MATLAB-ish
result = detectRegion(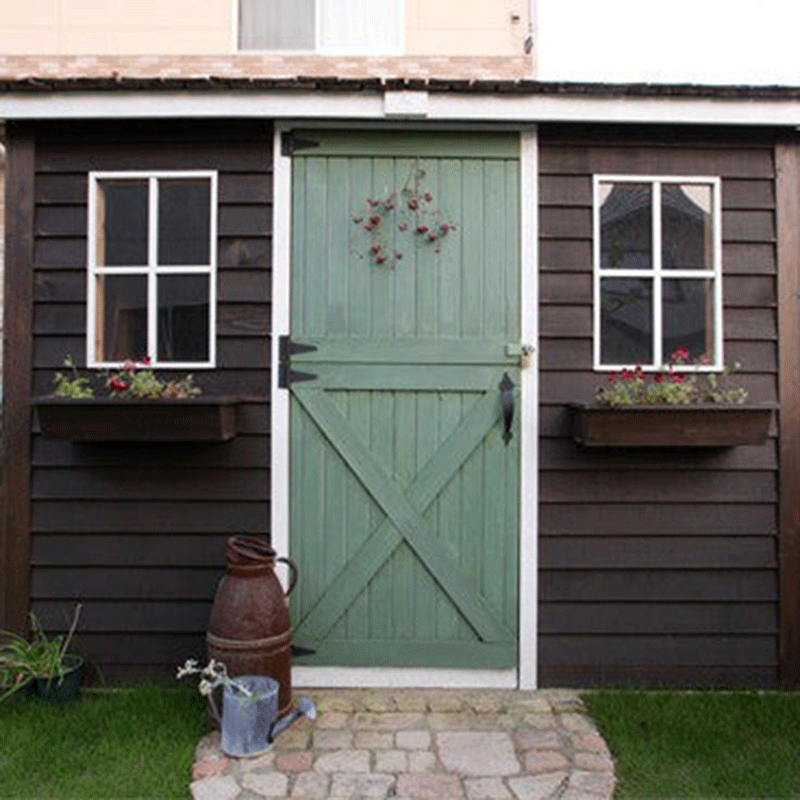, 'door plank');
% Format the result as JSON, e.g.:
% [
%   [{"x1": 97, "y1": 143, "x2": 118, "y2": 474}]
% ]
[{"x1": 293, "y1": 386, "x2": 513, "y2": 642}]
